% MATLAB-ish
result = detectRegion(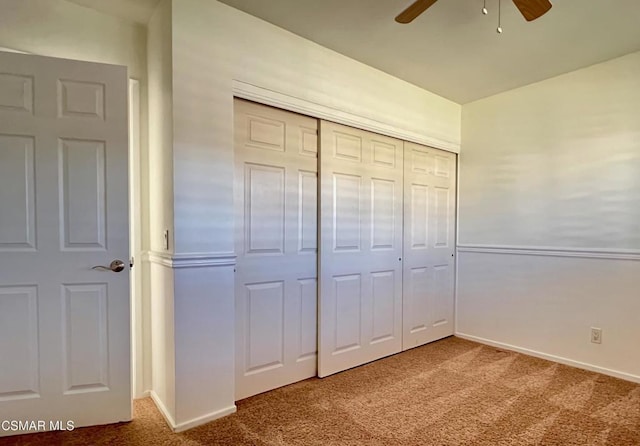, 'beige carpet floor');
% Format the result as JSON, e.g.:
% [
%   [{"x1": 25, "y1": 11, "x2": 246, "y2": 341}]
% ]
[{"x1": 3, "y1": 337, "x2": 639, "y2": 445}]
